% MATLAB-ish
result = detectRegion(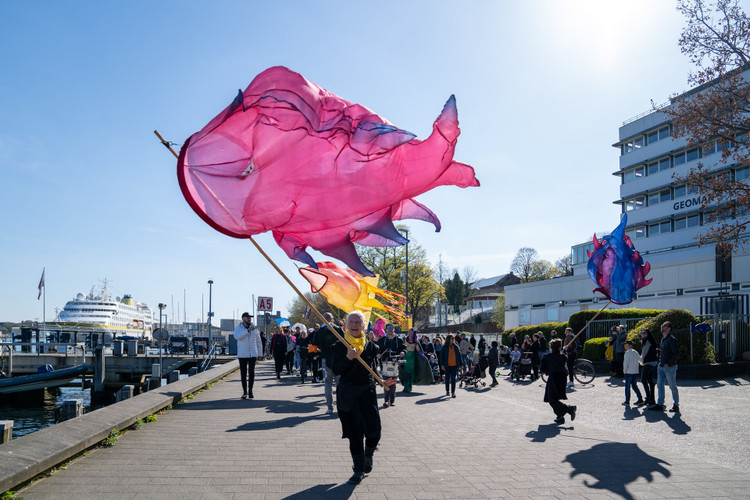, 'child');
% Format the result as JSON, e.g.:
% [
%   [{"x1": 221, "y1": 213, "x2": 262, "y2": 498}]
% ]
[
  {"x1": 508, "y1": 345, "x2": 521, "y2": 376},
  {"x1": 622, "y1": 340, "x2": 644, "y2": 406}
]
